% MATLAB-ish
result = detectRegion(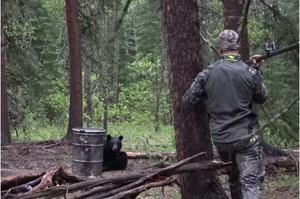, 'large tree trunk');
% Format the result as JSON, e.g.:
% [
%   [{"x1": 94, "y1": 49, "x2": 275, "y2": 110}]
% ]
[
  {"x1": 162, "y1": 0, "x2": 228, "y2": 198},
  {"x1": 65, "y1": 0, "x2": 83, "y2": 142},
  {"x1": 223, "y1": 0, "x2": 250, "y2": 60},
  {"x1": 1, "y1": 18, "x2": 11, "y2": 146}
]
